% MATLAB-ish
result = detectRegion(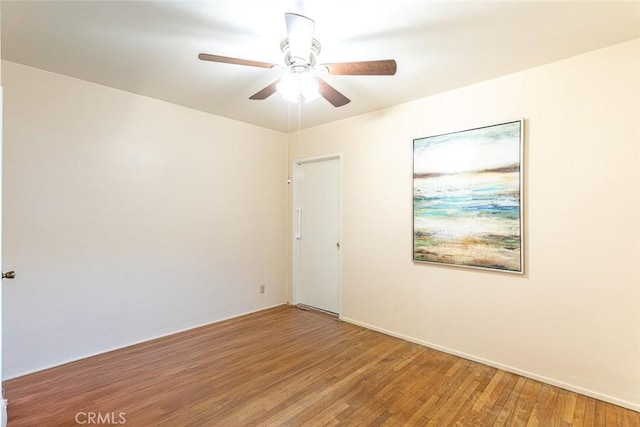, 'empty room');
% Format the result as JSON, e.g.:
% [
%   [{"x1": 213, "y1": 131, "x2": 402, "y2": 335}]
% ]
[{"x1": 0, "y1": 1, "x2": 639, "y2": 426}]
